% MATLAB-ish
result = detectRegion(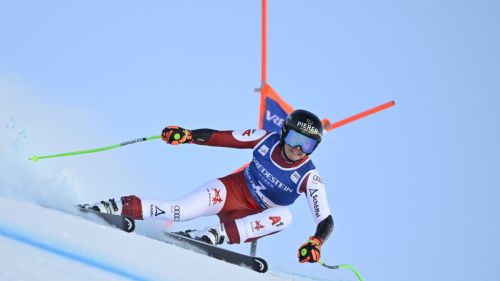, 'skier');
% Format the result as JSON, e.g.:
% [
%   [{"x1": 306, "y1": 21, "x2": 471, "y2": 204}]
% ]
[{"x1": 84, "y1": 109, "x2": 333, "y2": 264}]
